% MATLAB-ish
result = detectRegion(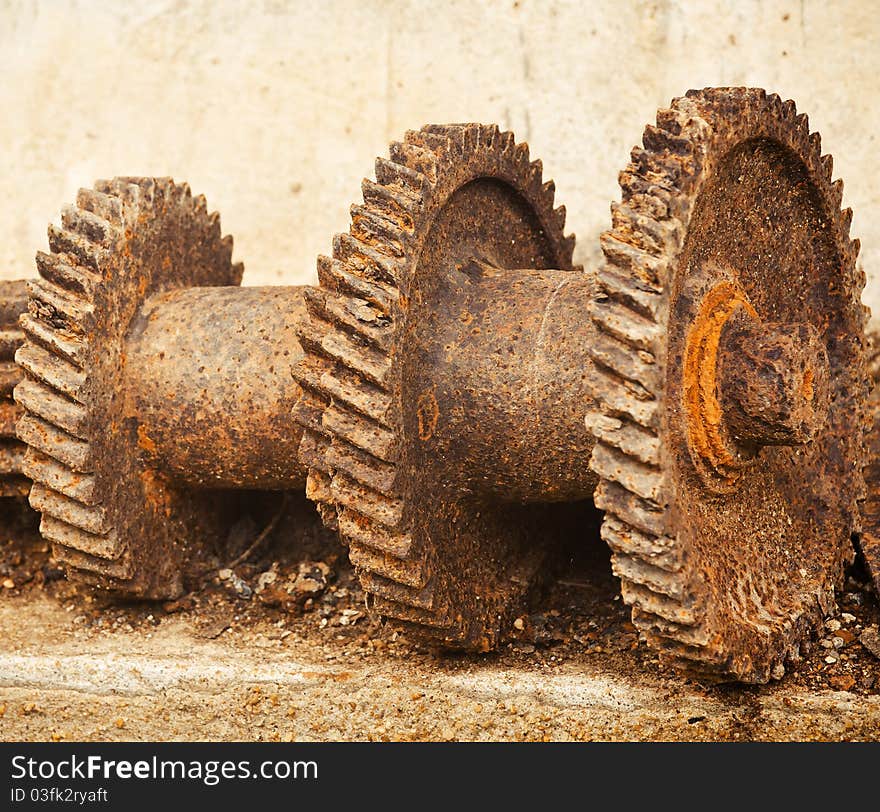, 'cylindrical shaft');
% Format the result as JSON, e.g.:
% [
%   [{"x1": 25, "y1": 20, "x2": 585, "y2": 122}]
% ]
[
  {"x1": 124, "y1": 286, "x2": 307, "y2": 489},
  {"x1": 405, "y1": 261, "x2": 597, "y2": 502}
]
